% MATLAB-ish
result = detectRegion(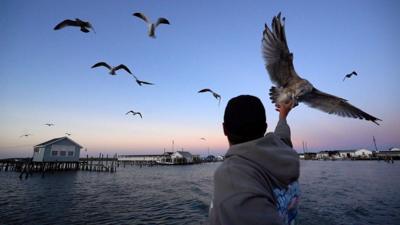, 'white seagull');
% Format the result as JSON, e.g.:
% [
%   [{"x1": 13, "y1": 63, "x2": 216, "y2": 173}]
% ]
[
  {"x1": 126, "y1": 110, "x2": 143, "y2": 118},
  {"x1": 198, "y1": 88, "x2": 221, "y2": 105},
  {"x1": 54, "y1": 18, "x2": 95, "y2": 33},
  {"x1": 343, "y1": 71, "x2": 358, "y2": 81},
  {"x1": 132, "y1": 75, "x2": 154, "y2": 86},
  {"x1": 91, "y1": 62, "x2": 132, "y2": 75},
  {"x1": 133, "y1": 12, "x2": 170, "y2": 38},
  {"x1": 262, "y1": 13, "x2": 381, "y2": 125}
]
